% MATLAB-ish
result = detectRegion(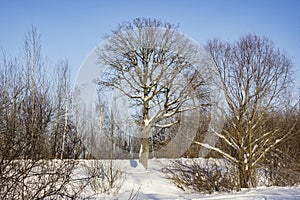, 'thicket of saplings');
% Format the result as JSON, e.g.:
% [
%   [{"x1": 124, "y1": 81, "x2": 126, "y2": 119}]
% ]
[{"x1": 1, "y1": 24, "x2": 299, "y2": 198}]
